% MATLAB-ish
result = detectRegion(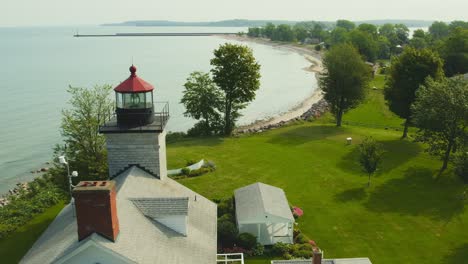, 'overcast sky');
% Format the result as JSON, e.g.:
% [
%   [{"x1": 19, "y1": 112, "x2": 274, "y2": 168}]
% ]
[{"x1": 1, "y1": 0, "x2": 467, "y2": 27}]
